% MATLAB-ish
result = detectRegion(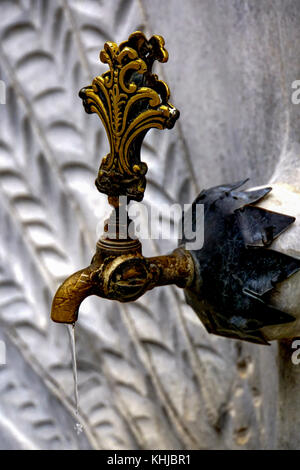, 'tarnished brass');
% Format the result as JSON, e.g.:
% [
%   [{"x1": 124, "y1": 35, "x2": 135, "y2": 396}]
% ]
[
  {"x1": 51, "y1": 246, "x2": 194, "y2": 323},
  {"x1": 79, "y1": 31, "x2": 179, "y2": 202},
  {"x1": 51, "y1": 31, "x2": 194, "y2": 325},
  {"x1": 48, "y1": 32, "x2": 300, "y2": 346}
]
